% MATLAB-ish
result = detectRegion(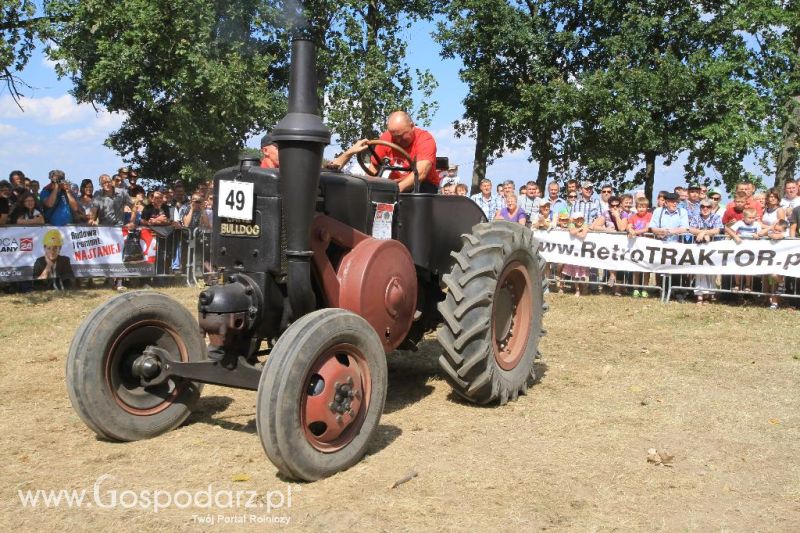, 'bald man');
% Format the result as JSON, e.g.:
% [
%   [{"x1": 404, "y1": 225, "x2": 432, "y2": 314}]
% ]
[{"x1": 328, "y1": 111, "x2": 439, "y2": 193}]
